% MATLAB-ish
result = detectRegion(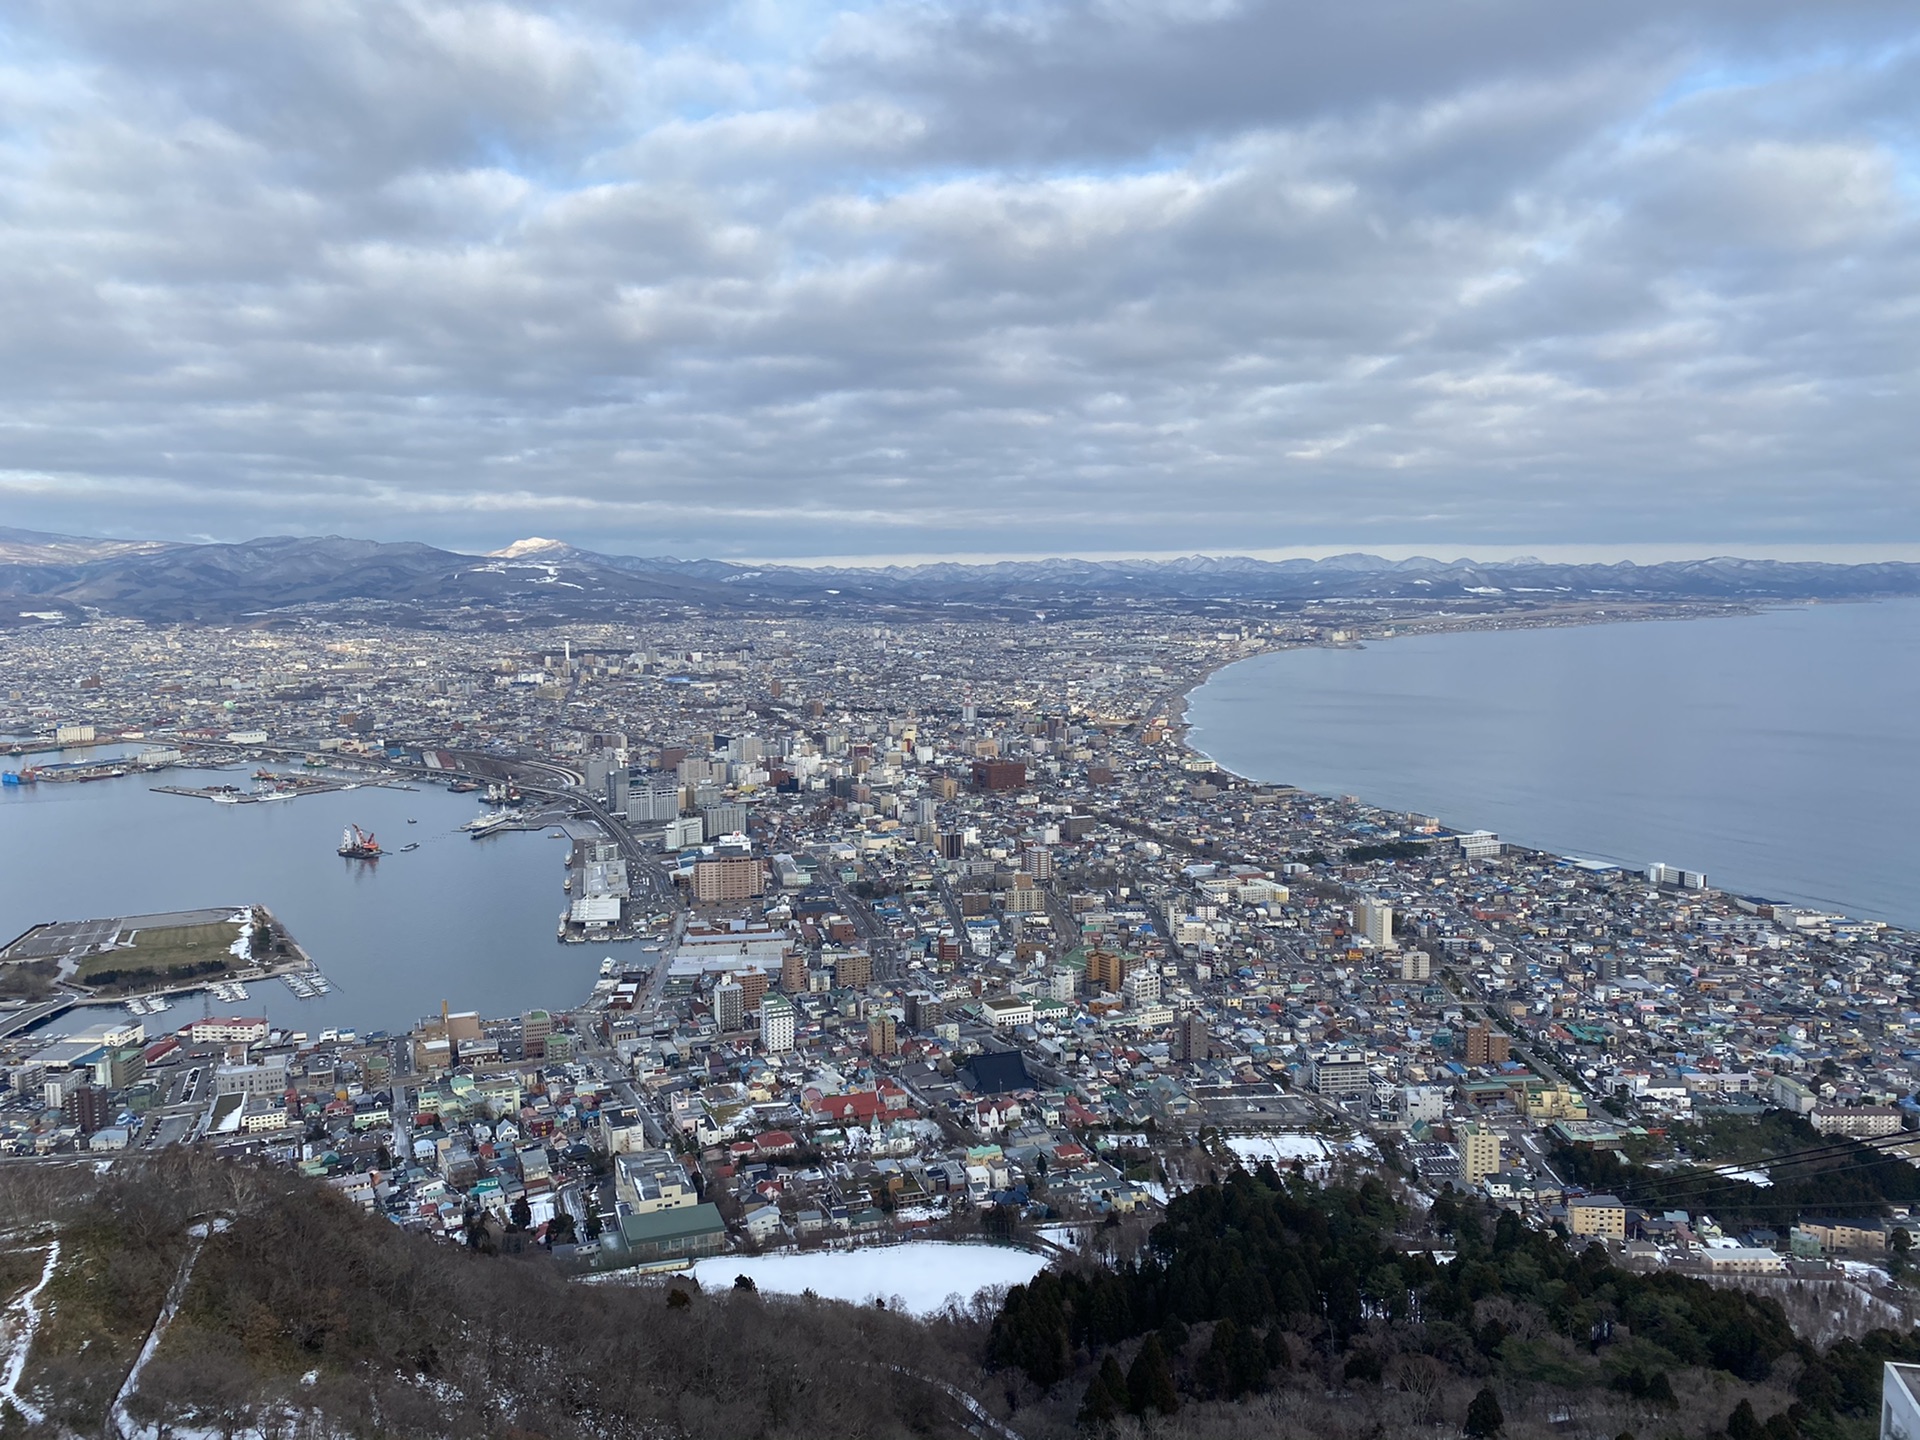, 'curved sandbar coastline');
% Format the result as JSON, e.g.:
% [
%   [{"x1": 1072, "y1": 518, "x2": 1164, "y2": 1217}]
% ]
[
  {"x1": 1152, "y1": 597, "x2": 1773, "y2": 772},
  {"x1": 1172, "y1": 598, "x2": 1920, "y2": 931}
]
